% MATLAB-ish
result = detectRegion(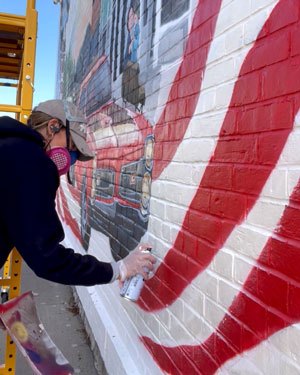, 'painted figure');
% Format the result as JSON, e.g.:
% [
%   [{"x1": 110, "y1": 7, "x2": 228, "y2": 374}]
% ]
[
  {"x1": 122, "y1": 1, "x2": 145, "y2": 111},
  {"x1": 125, "y1": 6, "x2": 140, "y2": 65}
]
